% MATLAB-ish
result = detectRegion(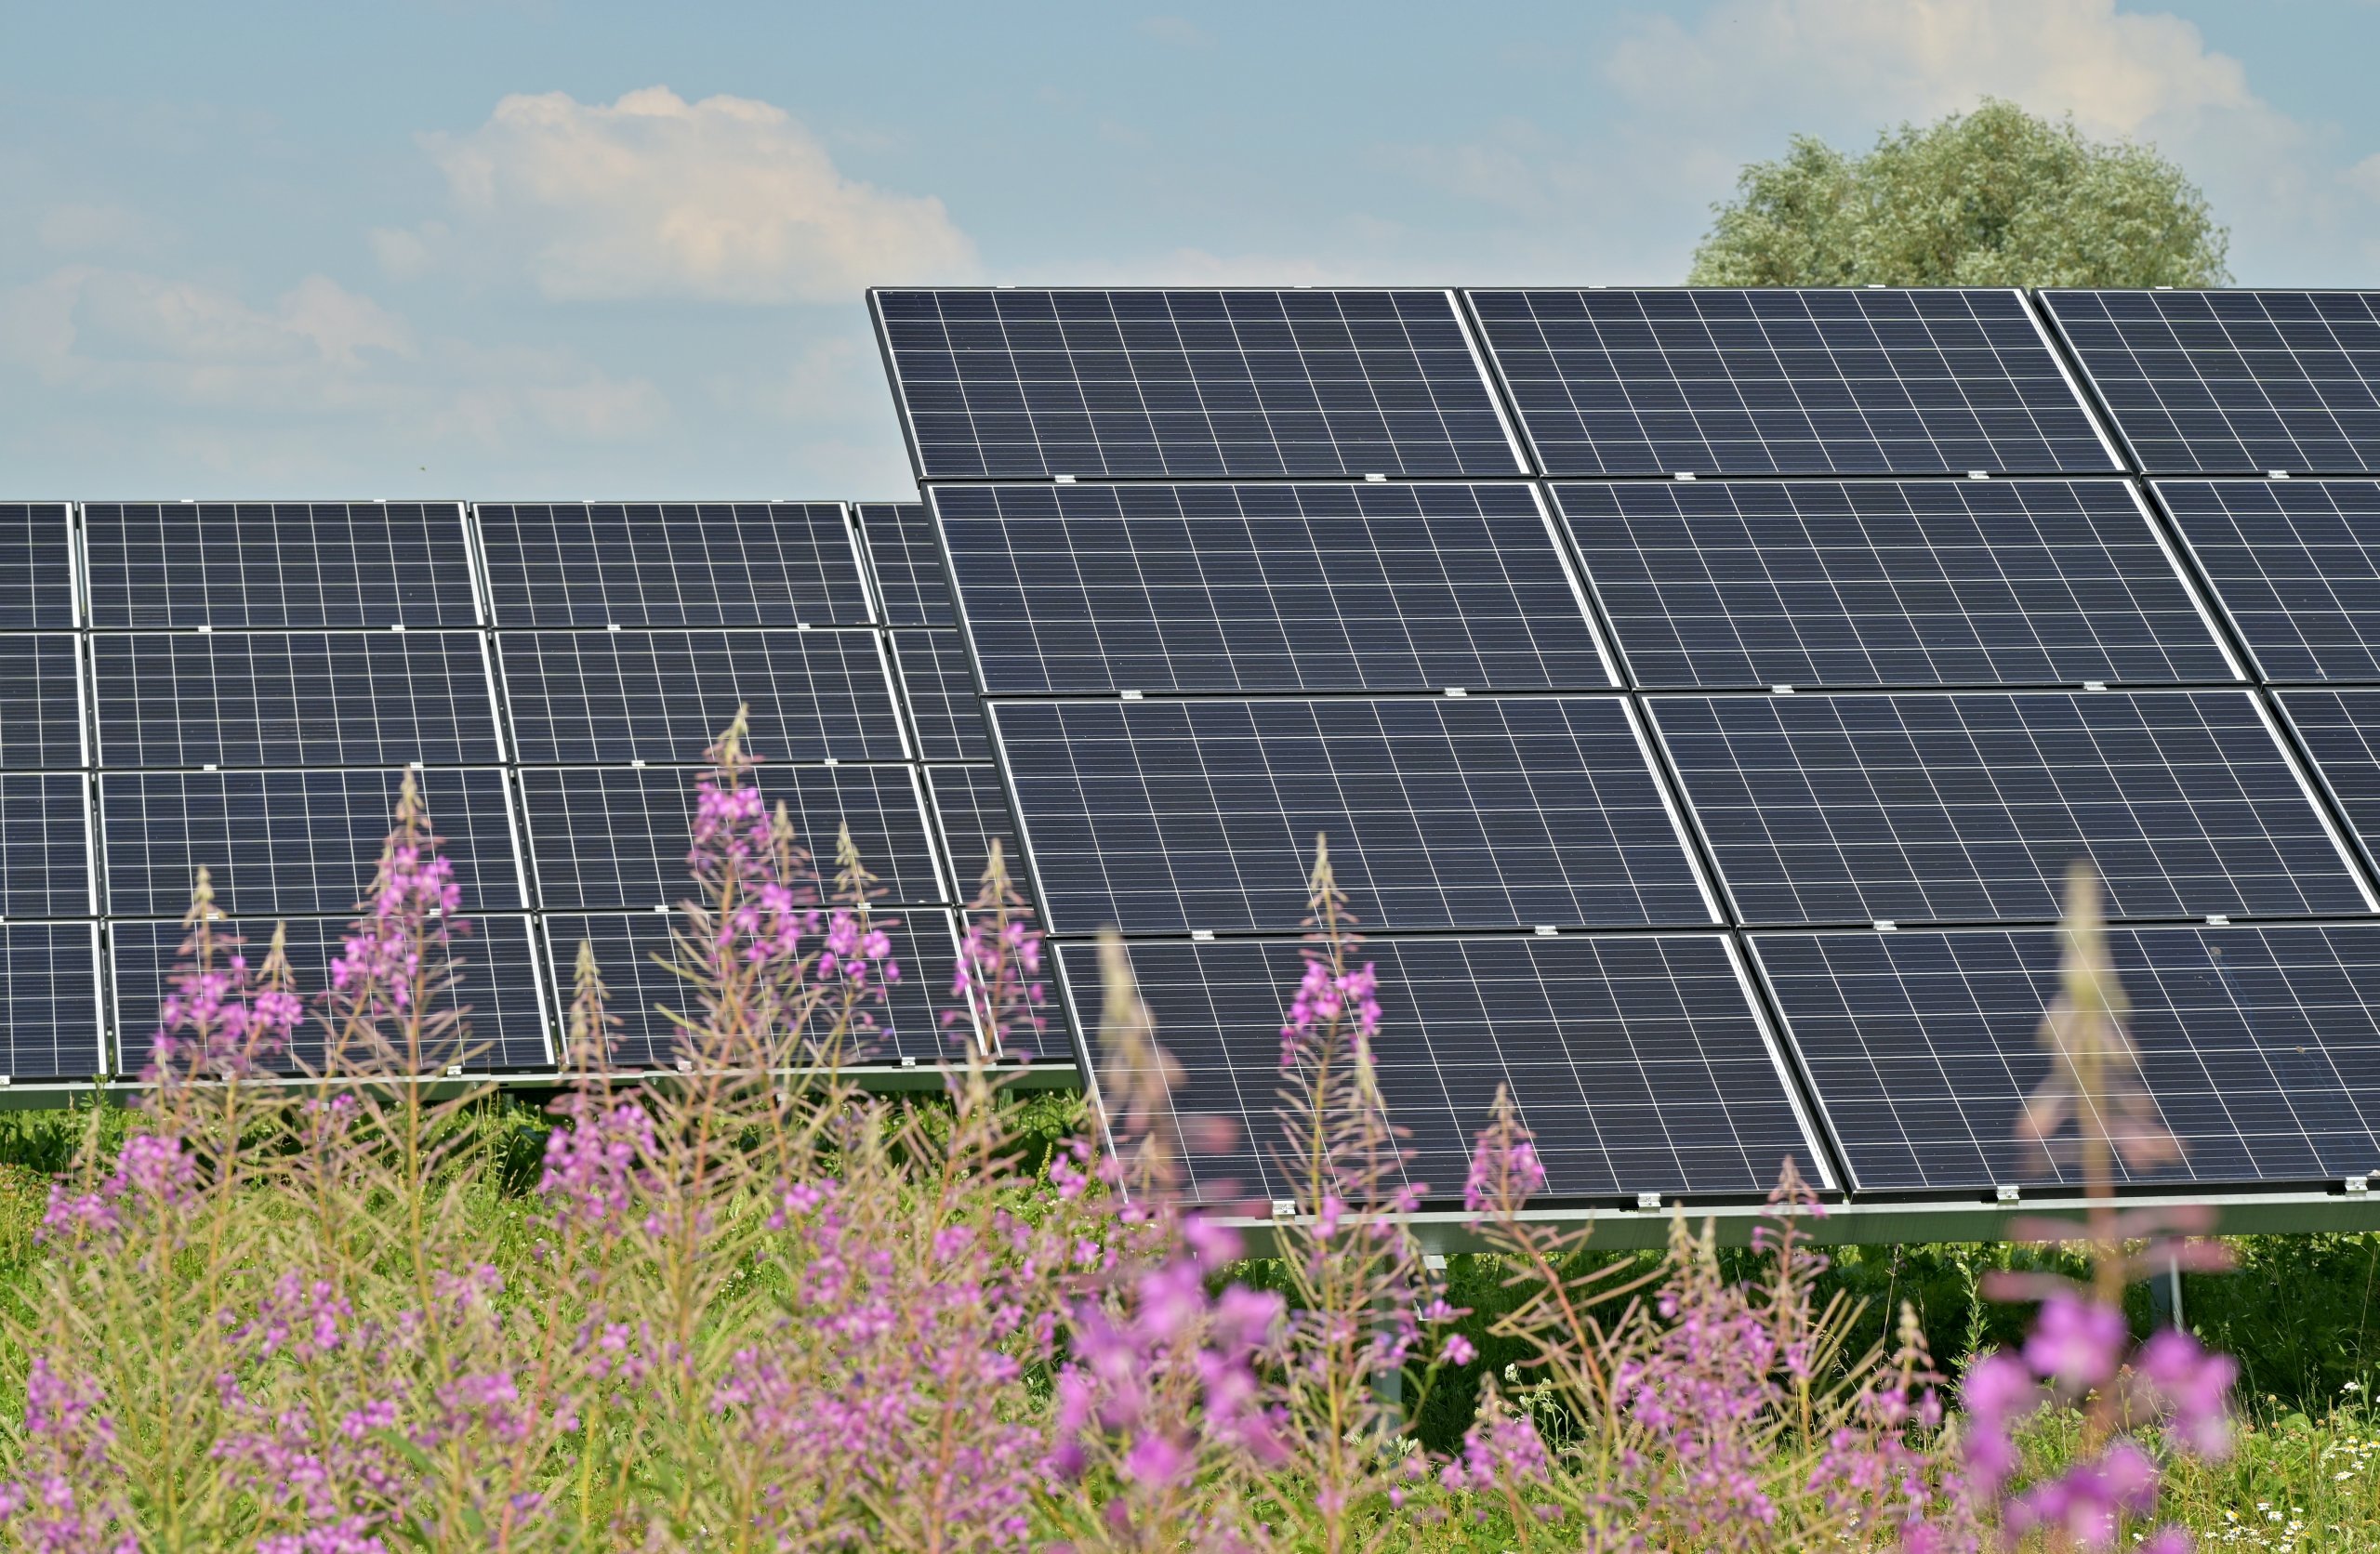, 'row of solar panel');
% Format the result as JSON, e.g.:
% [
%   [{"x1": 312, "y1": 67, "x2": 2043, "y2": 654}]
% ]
[{"x1": 873, "y1": 287, "x2": 2380, "y2": 481}]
